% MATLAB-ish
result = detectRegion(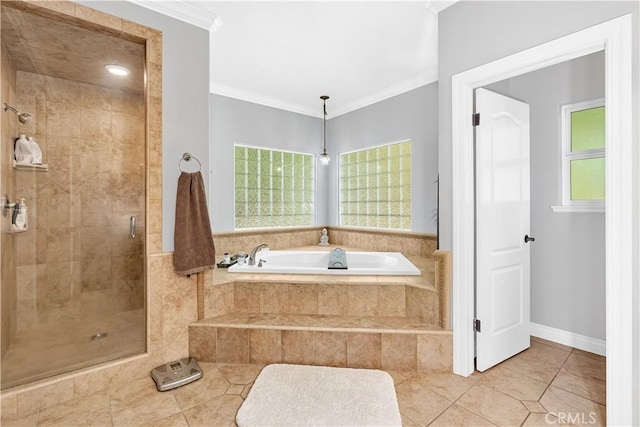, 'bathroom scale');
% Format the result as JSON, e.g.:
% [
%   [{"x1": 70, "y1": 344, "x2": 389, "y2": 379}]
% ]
[{"x1": 150, "y1": 357, "x2": 203, "y2": 391}]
